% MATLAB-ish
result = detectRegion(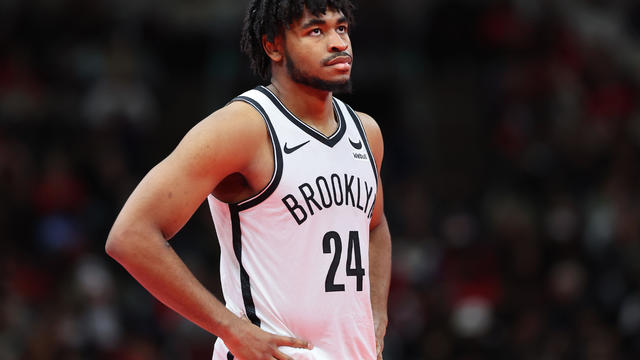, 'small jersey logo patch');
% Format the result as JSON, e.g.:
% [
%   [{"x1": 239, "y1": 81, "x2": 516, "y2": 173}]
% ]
[{"x1": 353, "y1": 152, "x2": 368, "y2": 161}]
